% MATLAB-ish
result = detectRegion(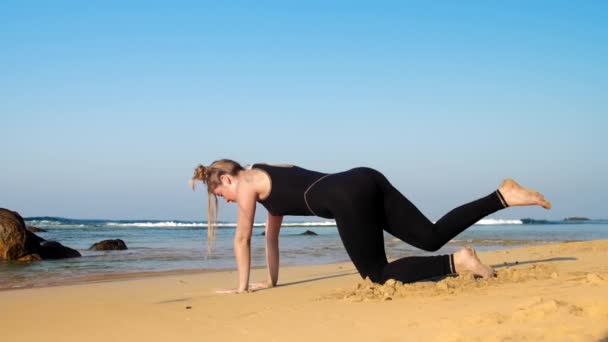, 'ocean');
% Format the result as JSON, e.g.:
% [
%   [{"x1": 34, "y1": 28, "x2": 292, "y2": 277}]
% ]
[{"x1": 1, "y1": 217, "x2": 607, "y2": 290}]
